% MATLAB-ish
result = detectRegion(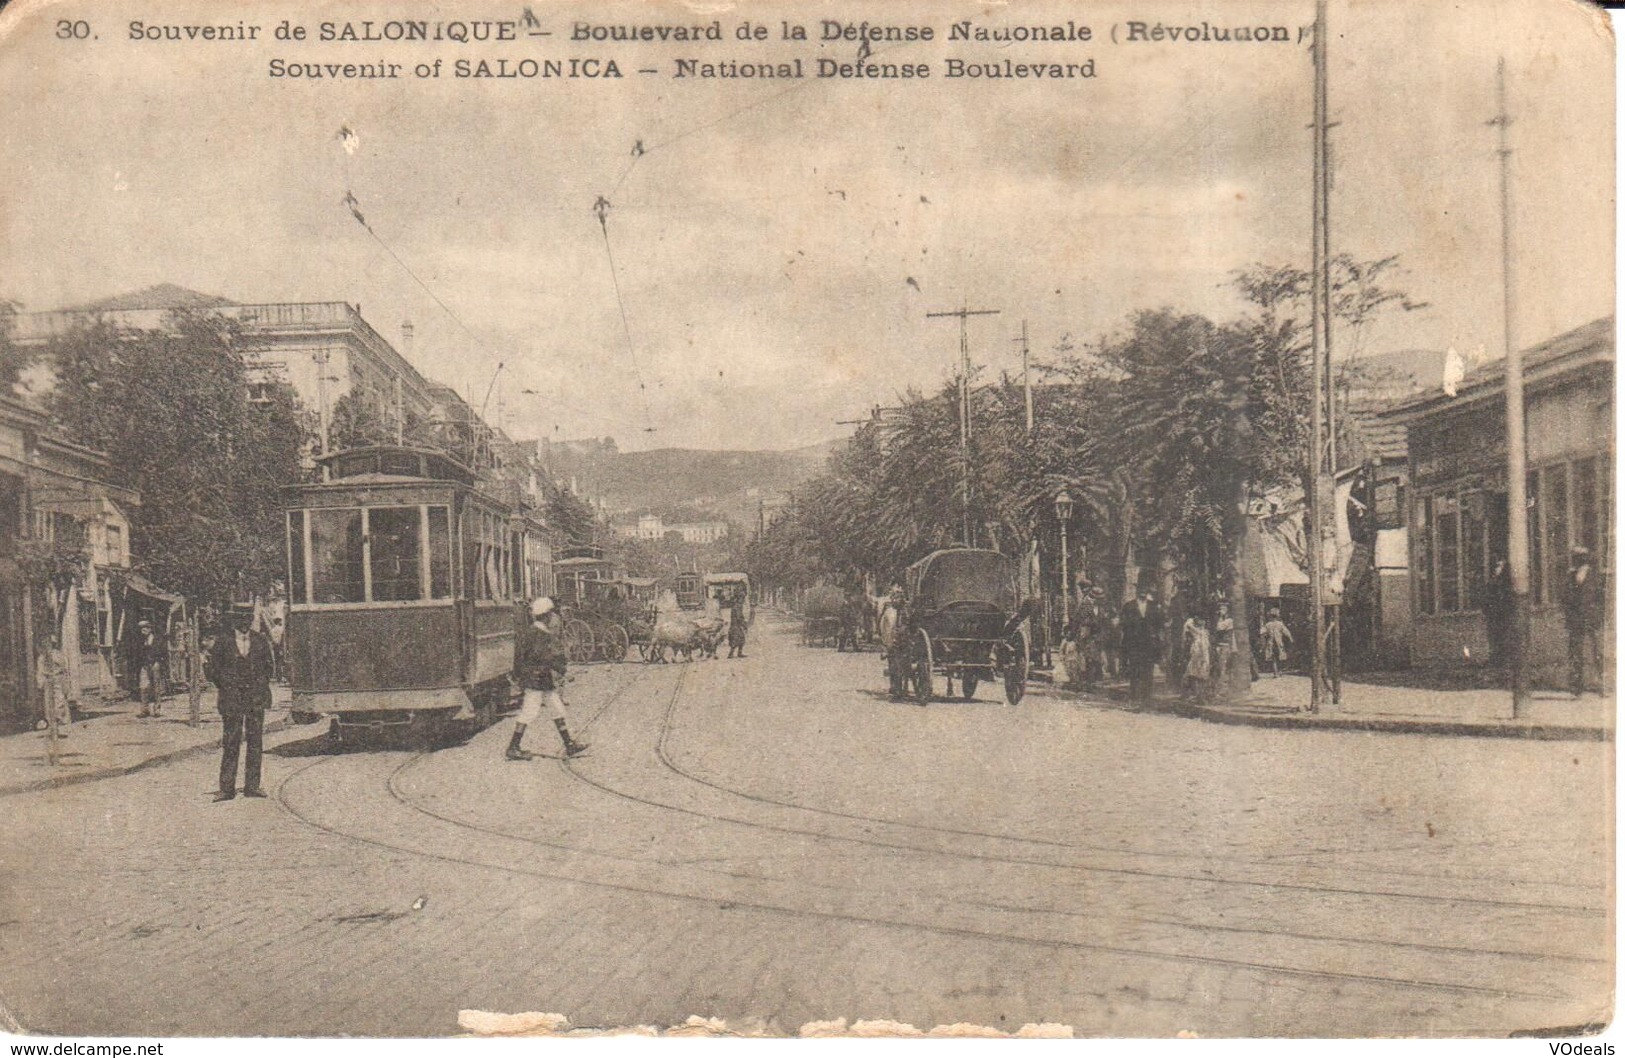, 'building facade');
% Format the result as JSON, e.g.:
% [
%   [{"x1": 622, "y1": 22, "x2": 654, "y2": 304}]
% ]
[
  {"x1": 0, "y1": 397, "x2": 139, "y2": 720},
  {"x1": 13, "y1": 286, "x2": 444, "y2": 457},
  {"x1": 1388, "y1": 317, "x2": 1613, "y2": 685}
]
